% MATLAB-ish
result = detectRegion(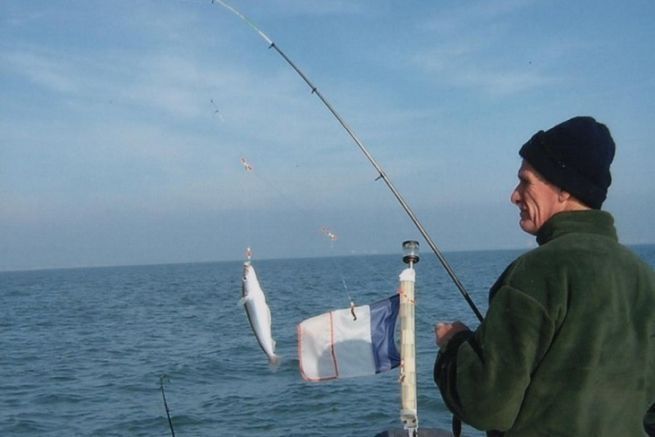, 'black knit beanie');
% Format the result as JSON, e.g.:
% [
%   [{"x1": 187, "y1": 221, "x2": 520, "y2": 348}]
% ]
[{"x1": 519, "y1": 116, "x2": 615, "y2": 209}]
